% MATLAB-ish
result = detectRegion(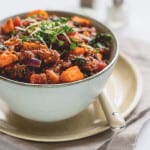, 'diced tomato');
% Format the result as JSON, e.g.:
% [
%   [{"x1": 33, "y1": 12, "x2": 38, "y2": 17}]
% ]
[
  {"x1": 97, "y1": 62, "x2": 107, "y2": 71},
  {"x1": 13, "y1": 16, "x2": 22, "y2": 27}
]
